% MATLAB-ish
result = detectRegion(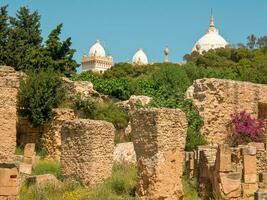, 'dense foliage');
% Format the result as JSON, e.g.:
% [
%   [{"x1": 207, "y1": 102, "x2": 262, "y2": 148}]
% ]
[
  {"x1": 0, "y1": 5, "x2": 78, "y2": 76},
  {"x1": 227, "y1": 111, "x2": 266, "y2": 146},
  {"x1": 18, "y1": 70, "x2": 65, "y2": 127},
  {"x1": 72, "y1": 42, "x2": 267, "y2": 150},
  {"x1": 73, "y1": 95, "x2": 129, "y2": 129}
]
